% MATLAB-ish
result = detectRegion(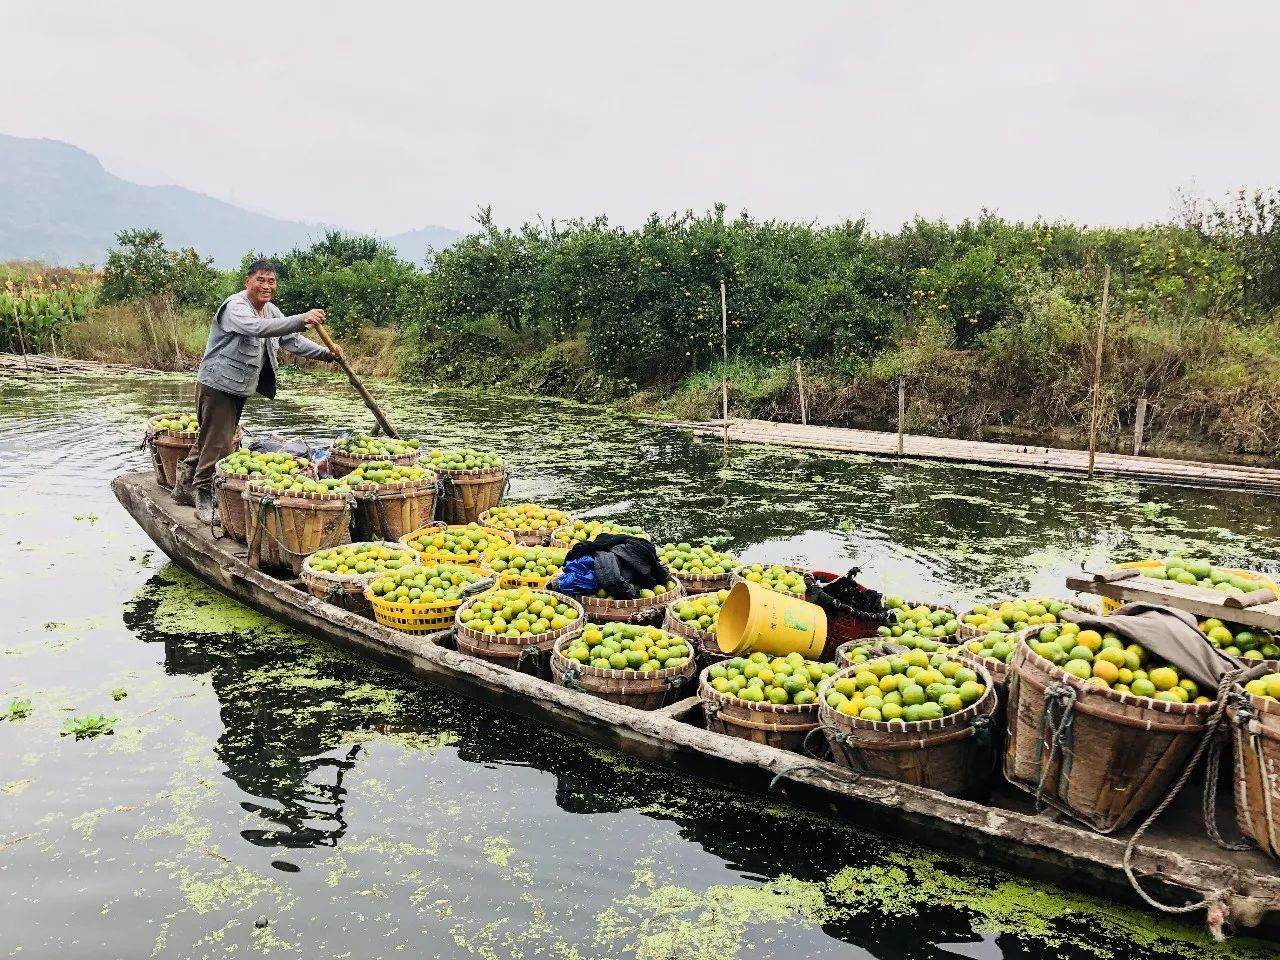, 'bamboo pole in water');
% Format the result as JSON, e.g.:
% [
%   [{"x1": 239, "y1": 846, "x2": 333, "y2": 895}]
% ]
[
  {"x1": 720, "y1": 281, "x2": 729, "y2": 446},
  {"x1": 1088, "y1": 266, "x2": 1111, "y2": 477}
]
